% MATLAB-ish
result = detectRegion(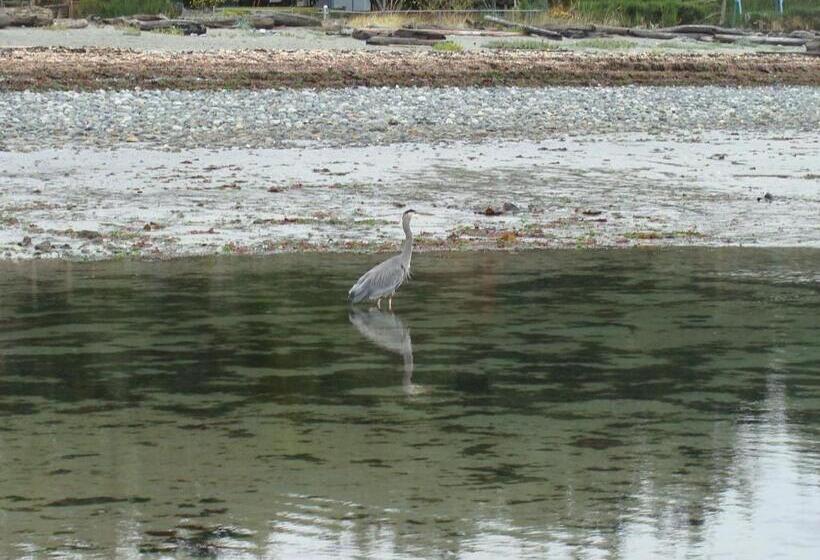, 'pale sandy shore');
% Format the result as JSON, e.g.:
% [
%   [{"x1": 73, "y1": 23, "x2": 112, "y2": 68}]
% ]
[{"x1": 2, "y1": 131, "x2": 818, "y2": 261}]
